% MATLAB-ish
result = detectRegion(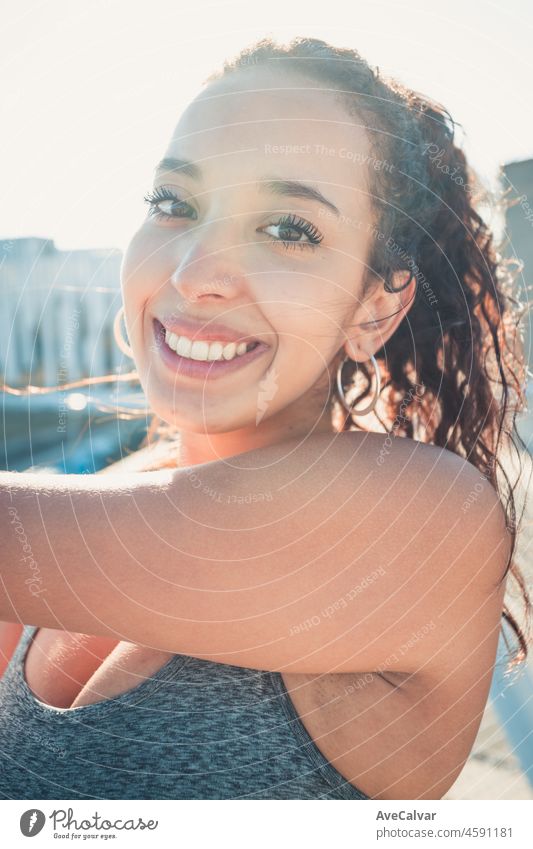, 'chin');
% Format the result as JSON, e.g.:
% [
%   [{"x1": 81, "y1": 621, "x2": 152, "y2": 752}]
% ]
[{"x1": 149, "y1": 399, "x2": 261, "y2": 435}]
